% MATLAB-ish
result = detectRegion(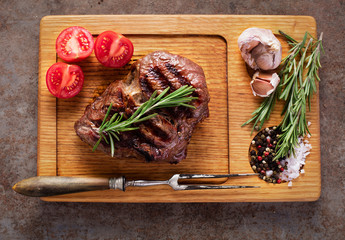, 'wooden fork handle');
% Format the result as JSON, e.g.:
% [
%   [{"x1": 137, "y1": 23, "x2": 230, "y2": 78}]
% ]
[{"x1": 12, "y1": 176, "x2": 110, "y2": 197}]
